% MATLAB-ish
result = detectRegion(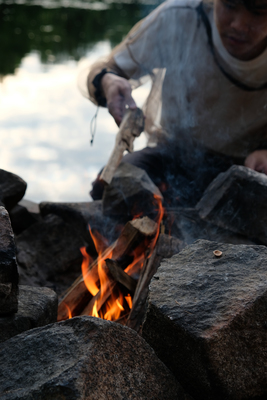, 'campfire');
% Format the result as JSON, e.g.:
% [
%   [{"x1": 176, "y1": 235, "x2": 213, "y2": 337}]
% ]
[
  {"x1": 58, "y1": 194, "x2": 164, "y2": 325},
  {"x1": 2, "y1": 162, "x2": 267, "y2": 399}
]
